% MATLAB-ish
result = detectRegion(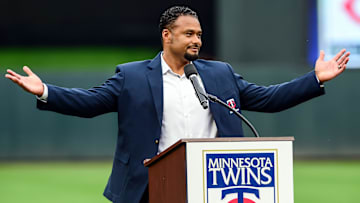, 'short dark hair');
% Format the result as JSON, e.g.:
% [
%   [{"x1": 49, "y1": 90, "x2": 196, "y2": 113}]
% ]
[{"x1": 159, "y1": 6, "x2": 198, "y2": 37}]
